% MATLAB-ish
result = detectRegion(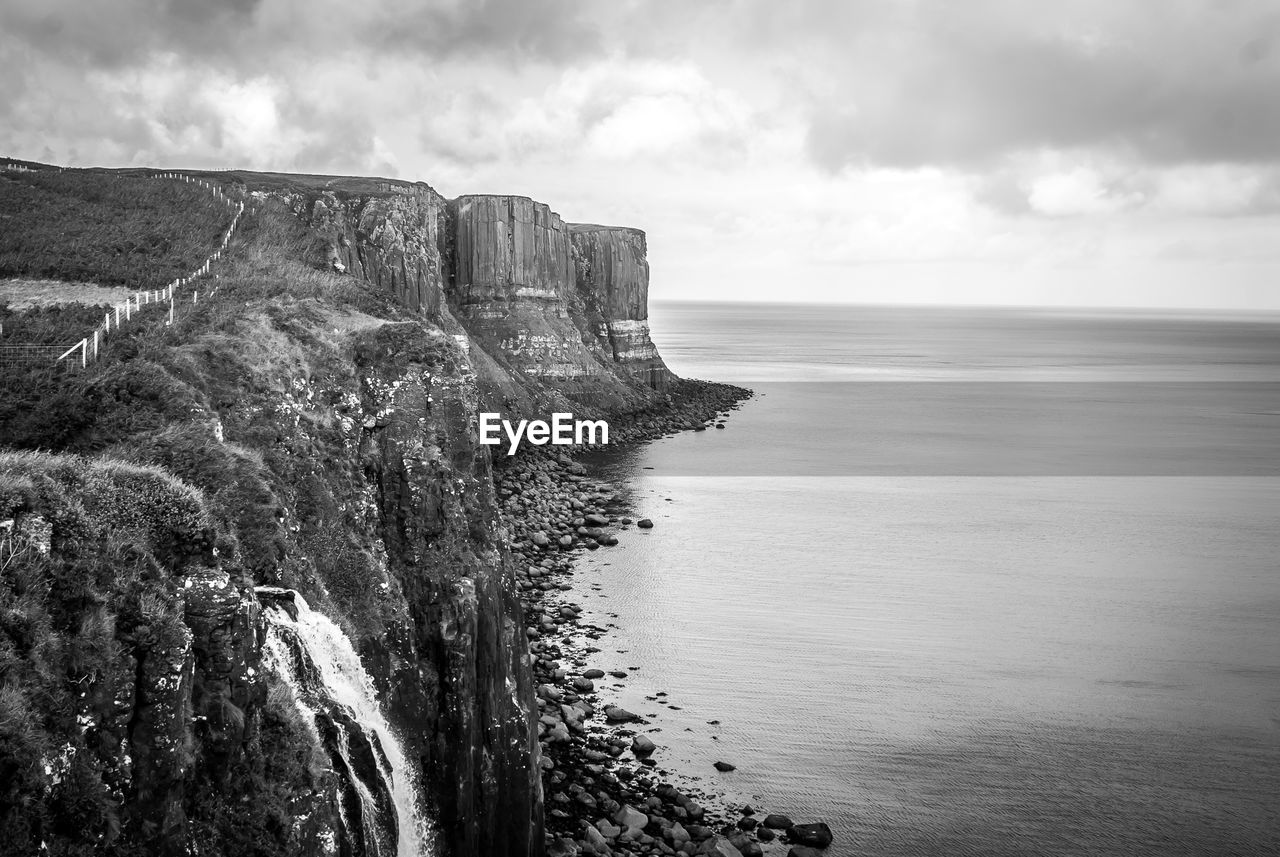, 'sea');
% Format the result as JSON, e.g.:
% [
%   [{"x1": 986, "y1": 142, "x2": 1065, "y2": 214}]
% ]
[{"x1": 571, "y1": 303, "x2": 1280, "y2": 856}]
